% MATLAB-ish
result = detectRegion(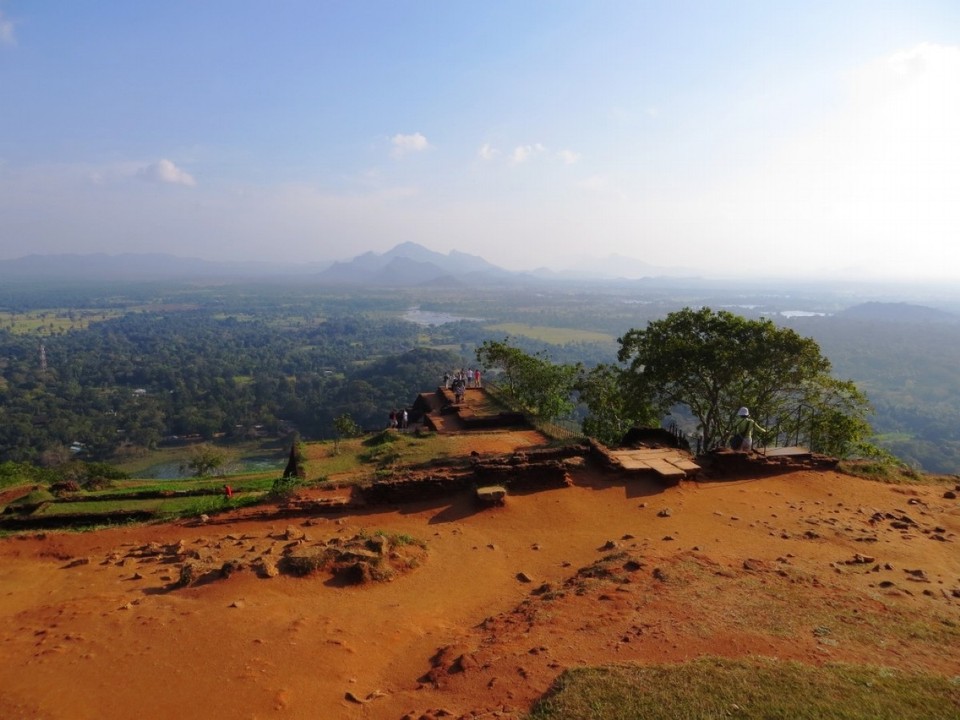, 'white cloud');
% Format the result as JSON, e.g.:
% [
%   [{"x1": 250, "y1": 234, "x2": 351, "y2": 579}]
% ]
[
  {"x1": 137, "y1": 159, "x2": 196, "y2": 187},
  {"x1": 557, "y1": 149, "x2": 580, "y2": 165},
  {"x1": 0, "y1": 11, "x2": 16, "y2": 46},
  {"x1": 391, "y1": 132, "x2": 430, "y2": 158},
  {"x1": 510, "y1": 143, "x2": 546, "y2": 164},
  {"x1": 477, "y1": 143, "x2": 499, "y2": 161}
]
